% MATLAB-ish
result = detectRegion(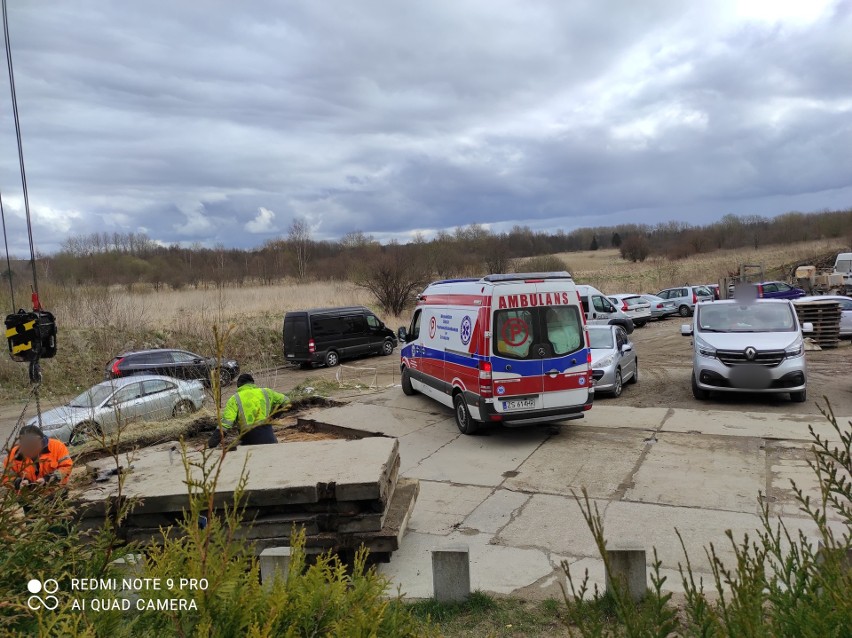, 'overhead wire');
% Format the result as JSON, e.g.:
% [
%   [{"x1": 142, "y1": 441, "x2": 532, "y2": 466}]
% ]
[
  {"x1": 2, "y1": 0, "x2": 38, "y2": 297},
  {"x1": 0, "y1": 190, "x2": 15, "y2": 310},
  {"x1": 2, "y1": 0, "x2": 44, "y2": 429}
]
